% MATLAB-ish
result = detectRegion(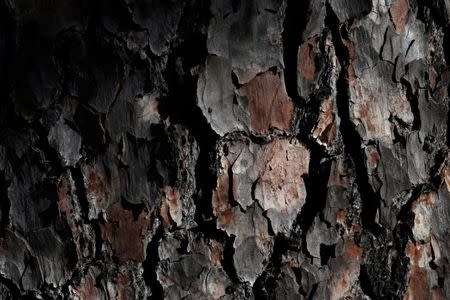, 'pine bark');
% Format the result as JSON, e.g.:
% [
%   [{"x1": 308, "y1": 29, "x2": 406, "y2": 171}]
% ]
[{"x1": 1, "y1": 0, "x2": 450, "y2": 299}]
